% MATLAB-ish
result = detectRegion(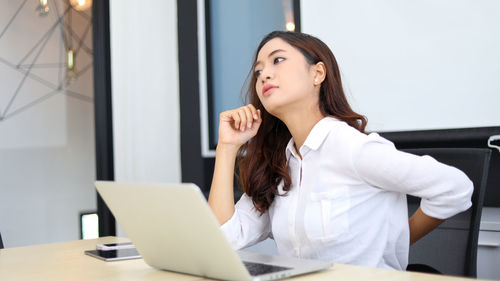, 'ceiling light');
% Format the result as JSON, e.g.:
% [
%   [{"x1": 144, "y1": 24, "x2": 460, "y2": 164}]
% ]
[
  {"x1": 36, "y1": 0, "x2": 49, "y2": 16},
  {"x1": 66, "y1": 48, "x2": 77, "y2": 80},
  {"x1": 69, "y1": 0, "x2": 92, "y2": 11}
]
